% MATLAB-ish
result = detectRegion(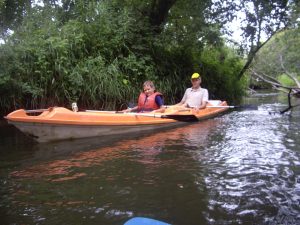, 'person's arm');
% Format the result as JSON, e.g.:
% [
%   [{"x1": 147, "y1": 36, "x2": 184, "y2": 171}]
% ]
[
  {"x1": 122, "y1": 106, "x2": 138, "y2": 112},
  {"x1": 152, "y1": 105, "x2": 165, "y2": 113},
  {"x1": 152, "y1": 95, "x2": 165, "y2": 113},
  {"x1": 198, "y1": 89, "x2": 209, "y2": 109},
  {"x1": 198, "y1": 101, "x2": 207, "y2": 109}
]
